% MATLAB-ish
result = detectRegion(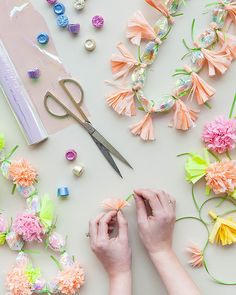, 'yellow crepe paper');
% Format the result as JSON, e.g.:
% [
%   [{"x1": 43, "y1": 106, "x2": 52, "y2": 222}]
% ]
[
  {"x1": 0, "y1": 233, "x2": 6, "y2": 245},
  {"x1": 209, "y1": 211, "x2": 236, "y2": 246},
  {"x1": 185, "y1": 150, "x2": 210, "y2": 184},
  {"x1": 39, "y1": 195, "x2": 54, "y2": 231}
]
